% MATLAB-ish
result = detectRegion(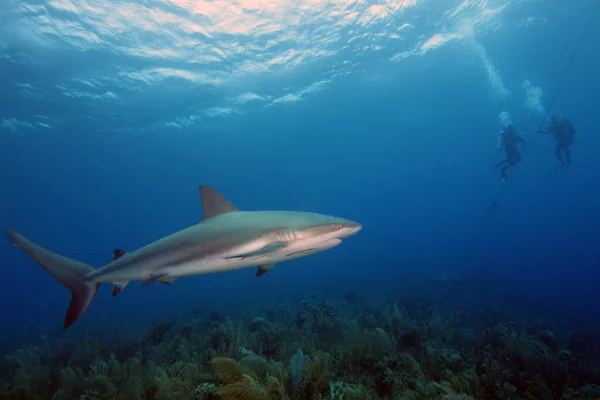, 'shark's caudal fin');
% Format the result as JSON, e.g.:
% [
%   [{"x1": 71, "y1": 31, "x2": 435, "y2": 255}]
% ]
[{"x1": 5, "y1": 228, "x2": 99, "y2": 329}]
